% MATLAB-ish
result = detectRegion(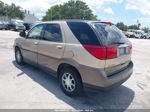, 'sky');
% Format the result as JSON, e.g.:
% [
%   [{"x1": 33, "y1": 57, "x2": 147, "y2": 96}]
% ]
[{"x1": 2, "y1": 0, "x2": 150, "y2": 27}]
